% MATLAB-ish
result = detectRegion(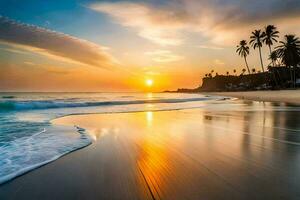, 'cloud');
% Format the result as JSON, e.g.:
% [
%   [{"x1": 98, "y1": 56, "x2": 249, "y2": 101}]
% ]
[
  {"x1": 145, "y1": 50, "x2": 184, "y2": 62},
  {"x1": 214, "y1": 59, "x2": 225, "y2": 65},
  {"x1": 0, "y1": 16, "x2": 117, "y2": 68},
  {"x1": 89, "y1": 2, "x2": 188, "y2": 46},
  {"x1": 197, "y1": 45, "x2": 224, "y2": 50},
  {"x1": 89, "y1": 0, "x2": 300, "y2": 46}
]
